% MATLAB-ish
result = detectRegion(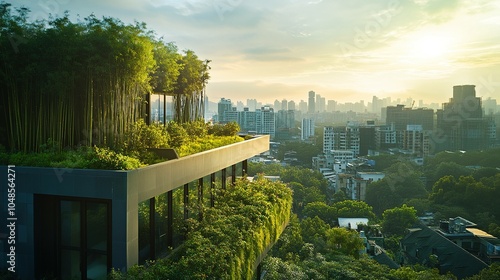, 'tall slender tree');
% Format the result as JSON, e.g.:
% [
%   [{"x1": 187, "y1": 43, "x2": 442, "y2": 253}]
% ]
[{"x1": 1, "y1": 6, "x2": 209, "y2": 153}]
